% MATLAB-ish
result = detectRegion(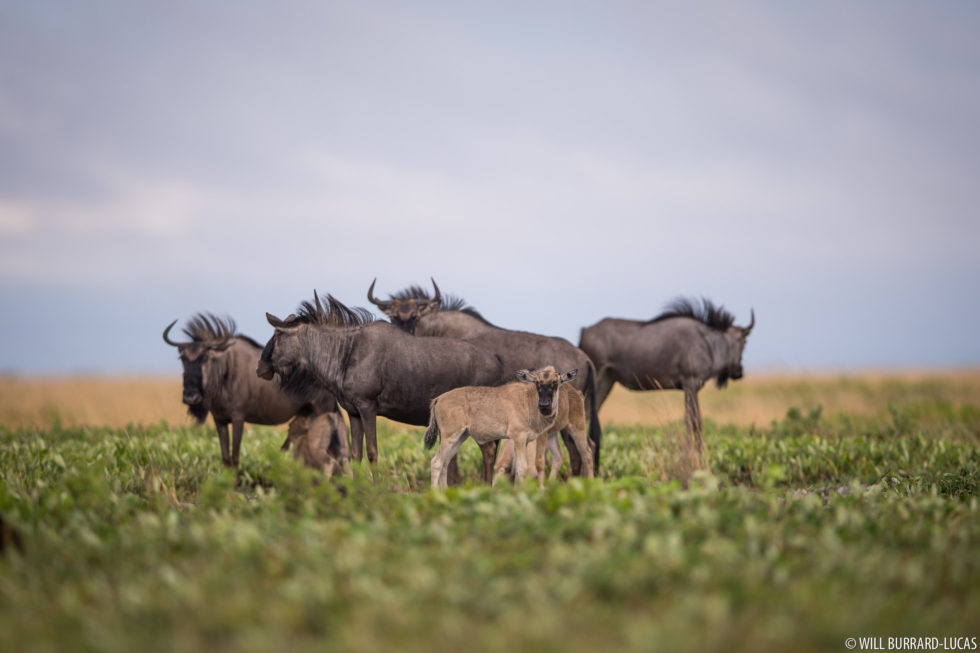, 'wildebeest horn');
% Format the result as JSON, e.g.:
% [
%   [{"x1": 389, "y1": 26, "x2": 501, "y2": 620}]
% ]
[
  {"x1": 162, "y1": 320, "x2": 183, "y2": 347},
  {"x1": 430, "y1": 277, "x2": 442, "y2": 306},
  {"x1": 745, "y1": 309, "x2": 755, "y2": 335},
  {"x1": 367, "y1": 278, "x2": 391, "y2": 309}
]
